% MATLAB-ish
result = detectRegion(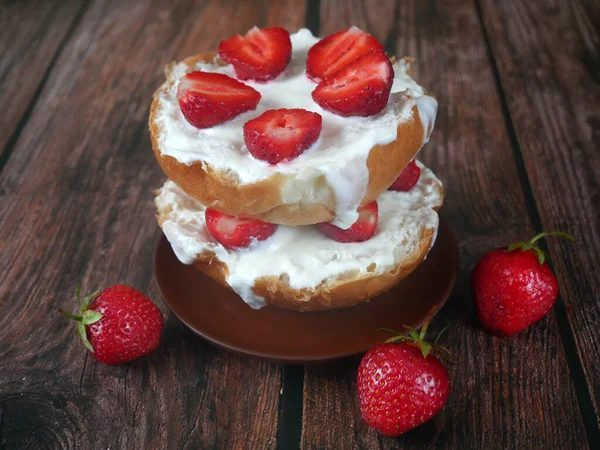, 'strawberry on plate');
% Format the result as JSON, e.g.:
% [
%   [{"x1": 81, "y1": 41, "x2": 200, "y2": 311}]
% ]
[
  {"x1": 243, "y1": 108, "x2": 322, "y2": 165},
  {"x1": 177, "y1": 71, "x2": 260, "y2": 129},
  {"x1": 317, "y1": 201, "x2": 378, "y2": 243},
  {"x1": 389, "y1": 159, "x2": 421, "y2": 191},
  {"x1": 60, "y1": 285, "x2": 163, "y2": 365},
  {"x1": 358, "y1": 323, "x2": 451, "y2": 436},
  {"x1": 205, "y1": 208, "x2": 278, "y2": 250},
  {"x1": 472, "y1": 231, "x2": 576, "y2": 336},
  {"x1": 312, "y1": 51, "x2": 393, "y2": 117},
  {"x1": 218, "y1": 26, "x2": 292, "y2": 81},
  {"x1": 306, "y1": 26, "x2": 385, "y2": 82}
]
